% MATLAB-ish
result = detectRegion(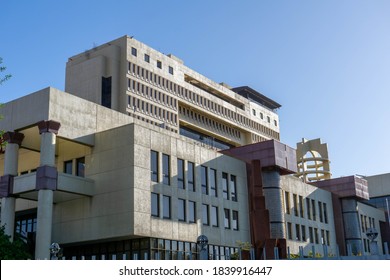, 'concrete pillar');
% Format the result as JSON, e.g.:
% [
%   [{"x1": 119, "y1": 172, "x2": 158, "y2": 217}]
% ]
[
  {"x1": 341, "y1": 198, "x2": 362, "y2": 255},
  {"x1": 0, "y1": 132, "x2": 24, "y2": 241},
  {"x1": 34, "y1": 120, "x2": 60, "y2": 260},
  {"x1": 262, "y1": 170, "x2": 285, "y2": 239}
]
